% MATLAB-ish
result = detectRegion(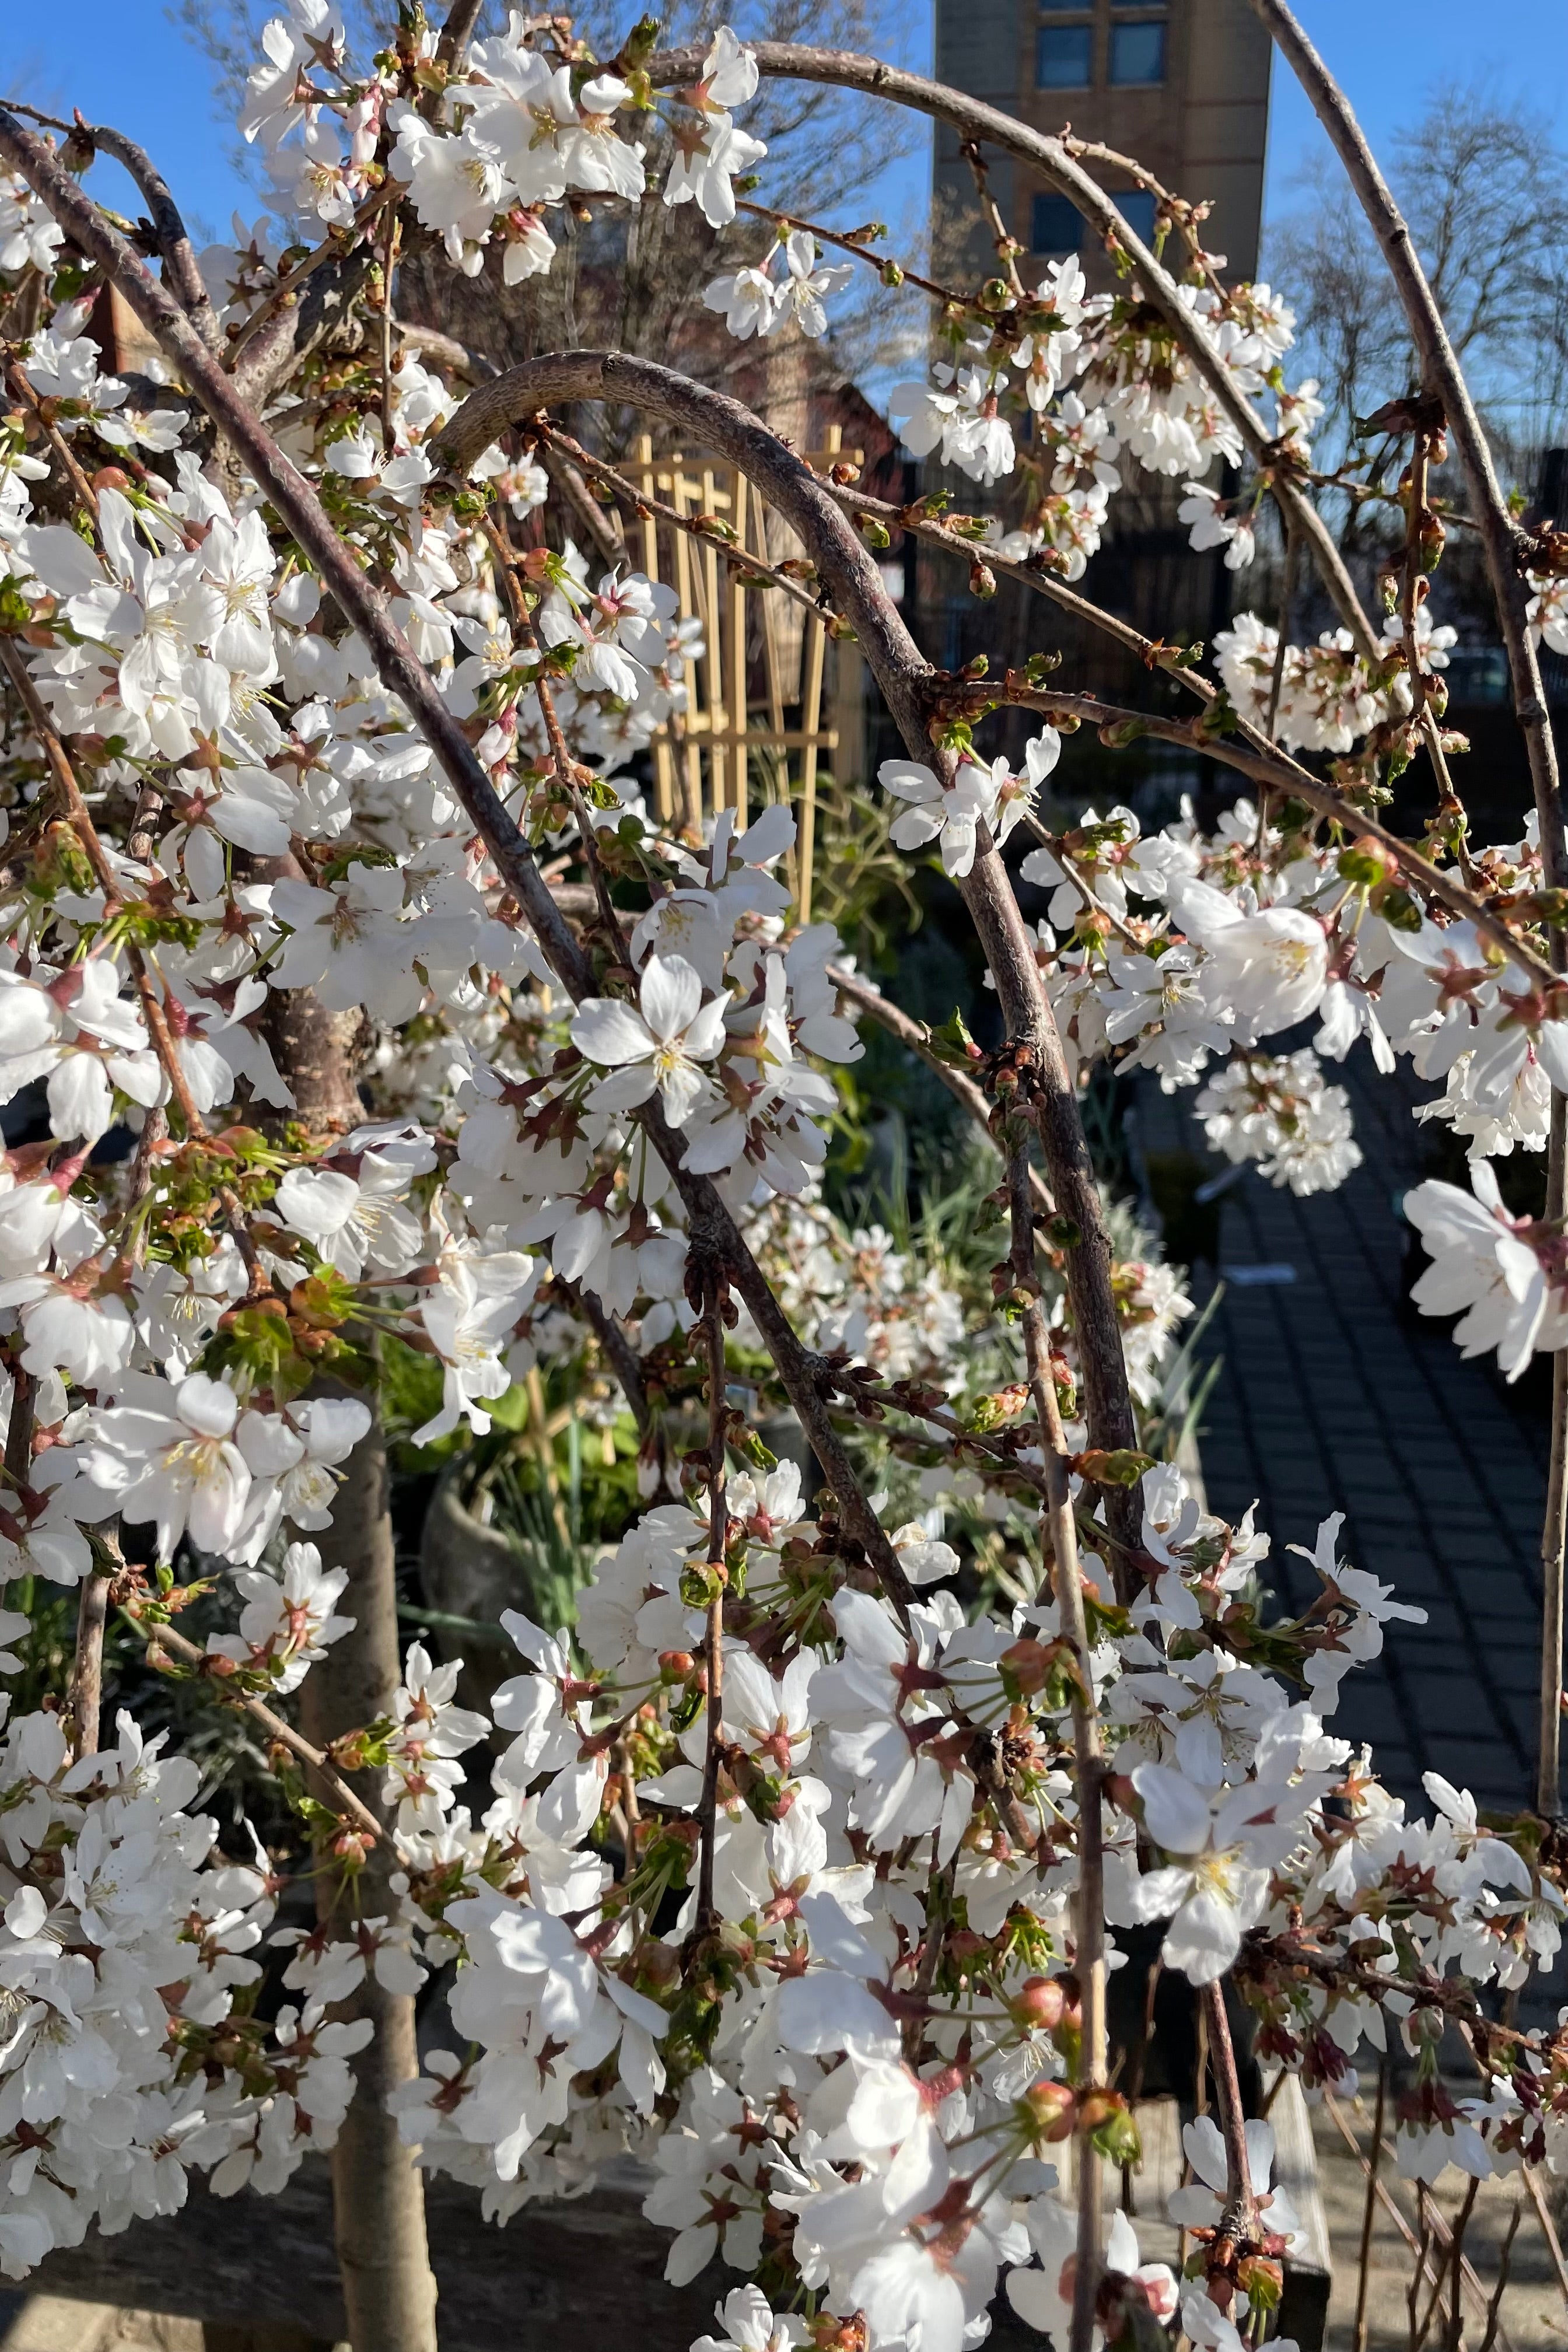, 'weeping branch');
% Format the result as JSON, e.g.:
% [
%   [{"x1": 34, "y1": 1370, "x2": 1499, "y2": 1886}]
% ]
[
  {"x1": 432, "y1": 350, "x2": 1143, "y2": 1549},
  {"x1": 0, "y1": 115, "x2": 915, "y2": 1612}
]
